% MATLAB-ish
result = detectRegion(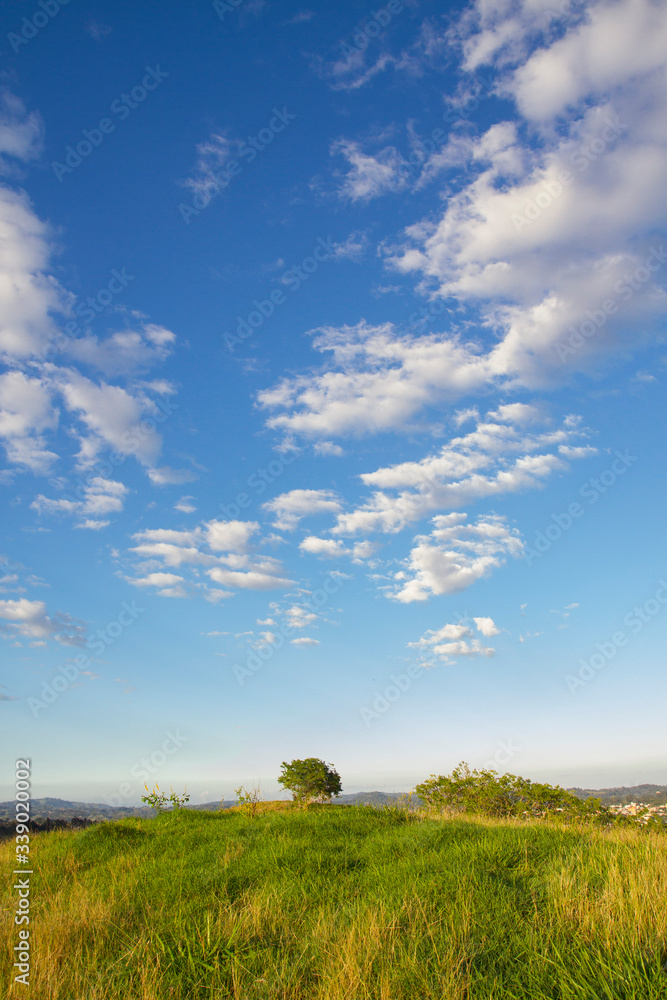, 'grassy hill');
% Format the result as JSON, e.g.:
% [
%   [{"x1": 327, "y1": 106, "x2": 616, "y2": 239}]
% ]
[{"x1": 2, "y1": 802, "x2": 666, "y2": 999}]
